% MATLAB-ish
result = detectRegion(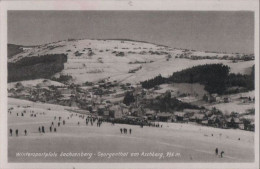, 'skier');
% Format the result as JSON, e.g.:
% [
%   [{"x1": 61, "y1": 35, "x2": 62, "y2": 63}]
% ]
[
  {"x1": 215, "y1": 148, "x2": 218, "y2": 156},
  {"x1": 9, "y1": 129, "x2": 12, "y2": 136},
  {"x1": 220, "y1": 151, "x2": 224, "y2": 158}
]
